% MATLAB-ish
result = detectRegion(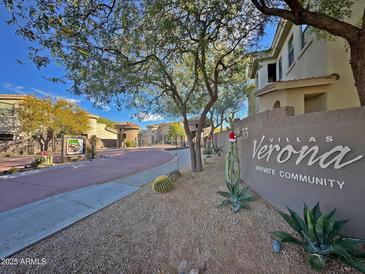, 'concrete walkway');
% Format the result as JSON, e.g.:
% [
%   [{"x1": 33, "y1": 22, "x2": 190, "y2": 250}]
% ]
[
  {"x1": 0, "y1": 149, "x2": 190, "y2": 259},
  {"x1": 0, "y1": 149, "x2": 173, "y2": 212}
]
